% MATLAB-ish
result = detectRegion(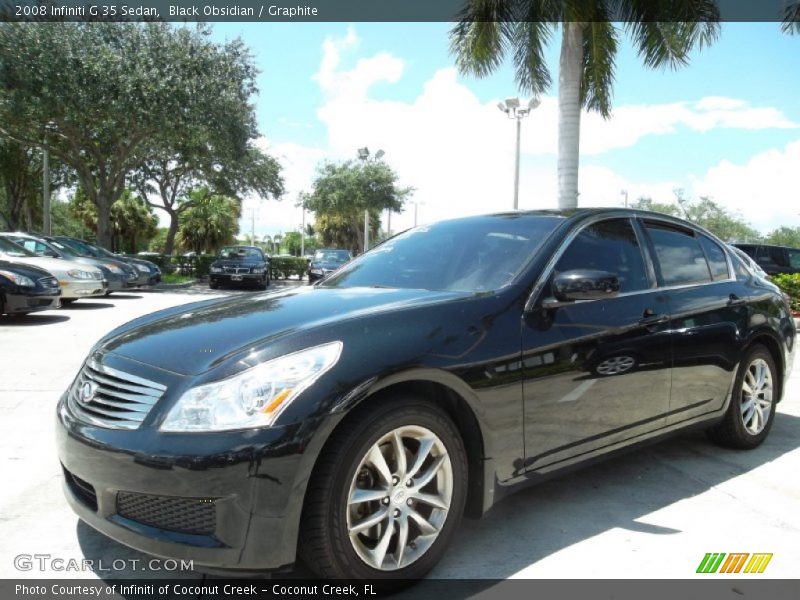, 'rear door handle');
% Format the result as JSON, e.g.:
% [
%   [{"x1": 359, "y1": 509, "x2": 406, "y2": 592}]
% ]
[
  {"x1": 639, "y1": 314, "x2": 669, "y2": 326},
  {"x1": 728, "y1": 294, "x2": 746, "y2": 307}
]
